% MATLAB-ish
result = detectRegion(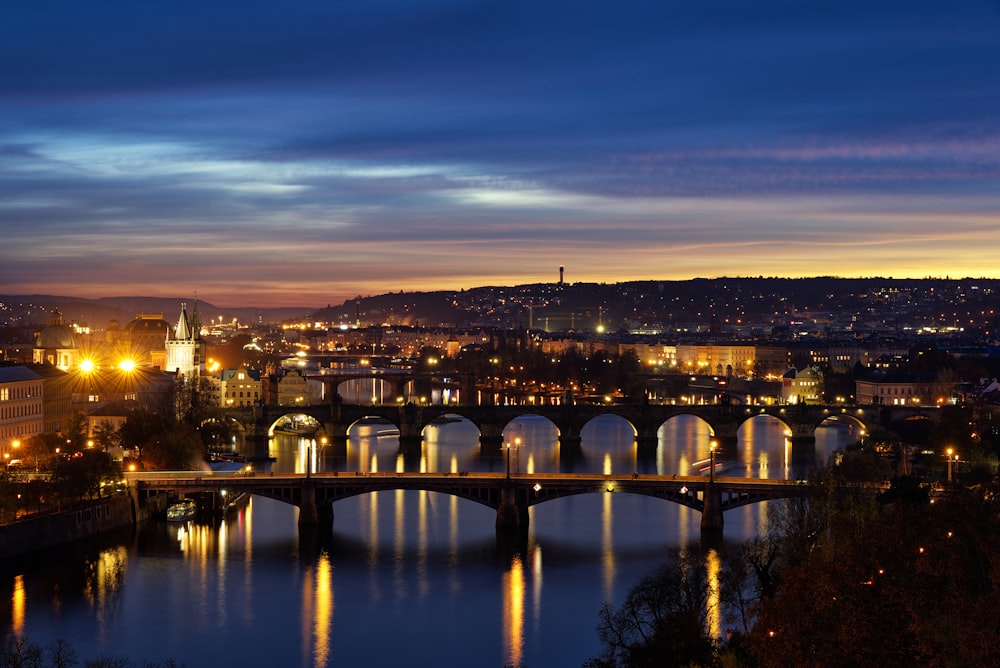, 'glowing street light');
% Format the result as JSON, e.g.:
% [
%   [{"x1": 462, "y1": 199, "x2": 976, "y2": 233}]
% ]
[
  {"x1": 709, "y1": 439, "x2": 718, "y2": 483},
  {"x1": 946, "y1": 447, "x2": 957, "y2": 483}
]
